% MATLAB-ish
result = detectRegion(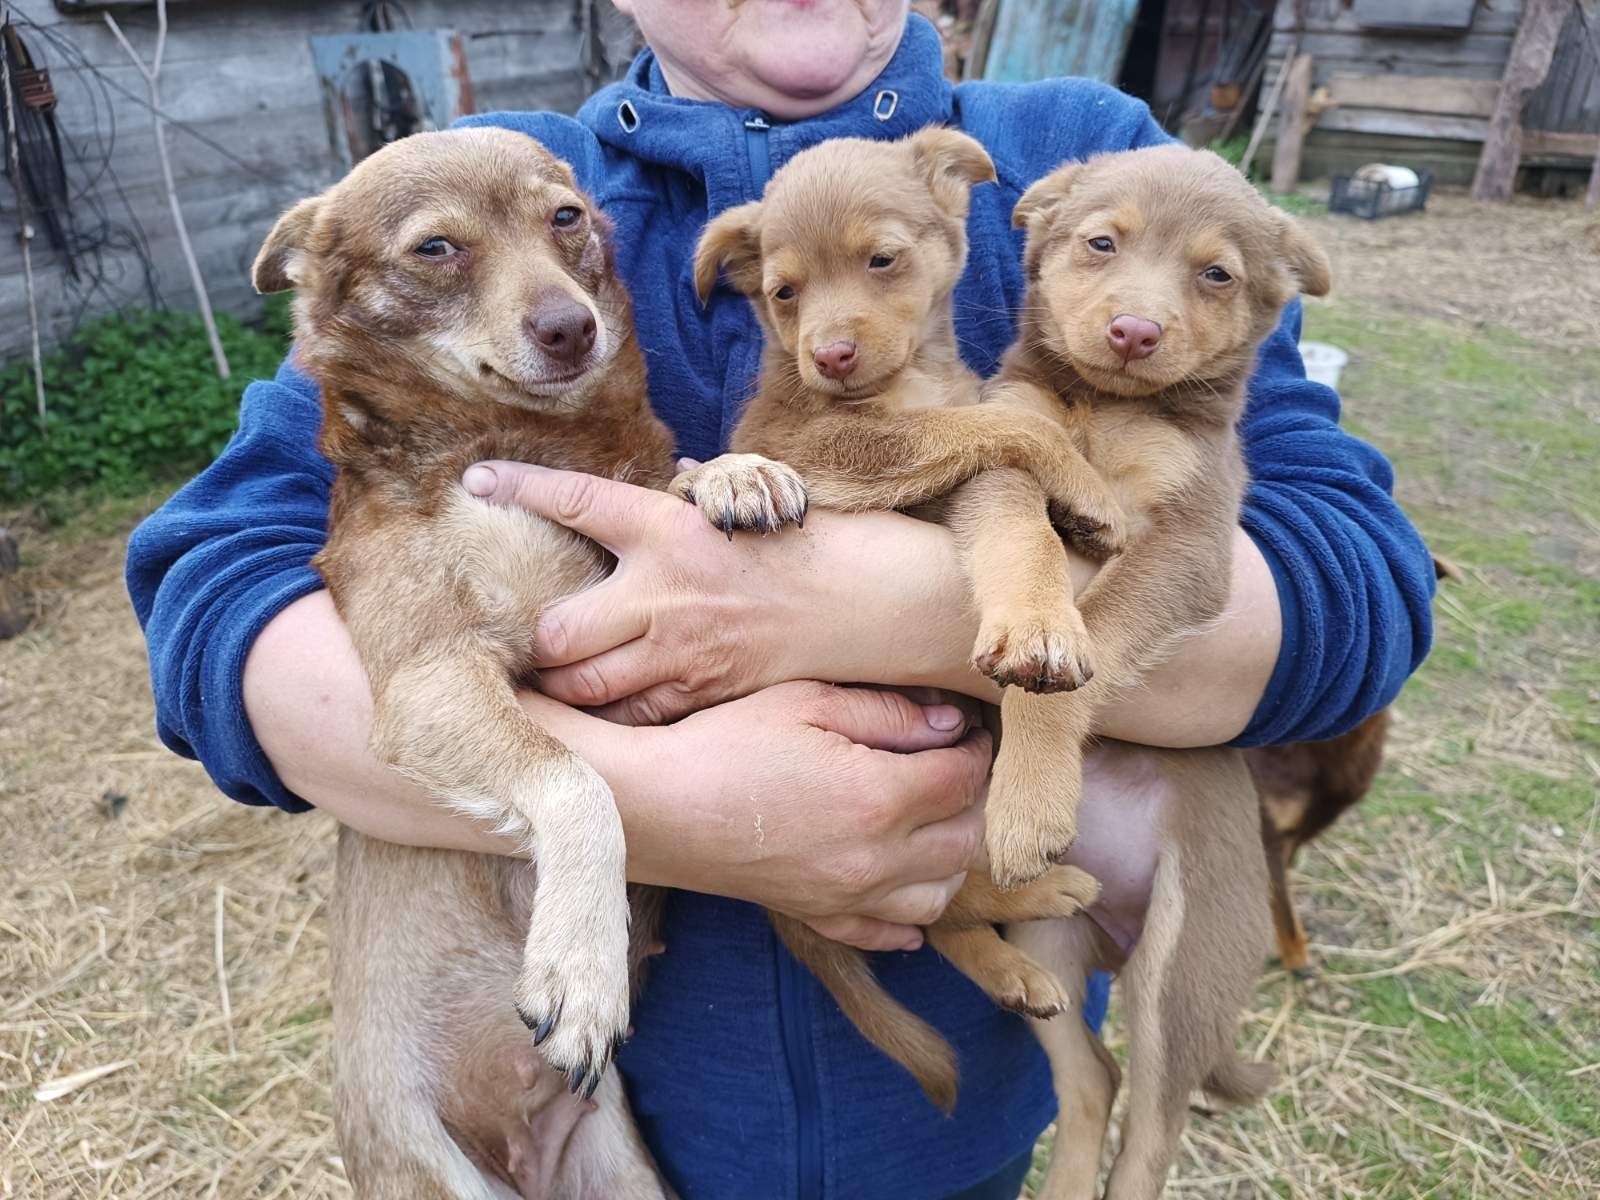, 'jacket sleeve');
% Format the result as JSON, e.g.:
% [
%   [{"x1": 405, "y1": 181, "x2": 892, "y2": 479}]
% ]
[
  {"x1": 1235, "y1": 301, "x2": 1435, "y2": 746},
  {"x1": 125, "y1": 360, "x2": 331, "y2": 812}
]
